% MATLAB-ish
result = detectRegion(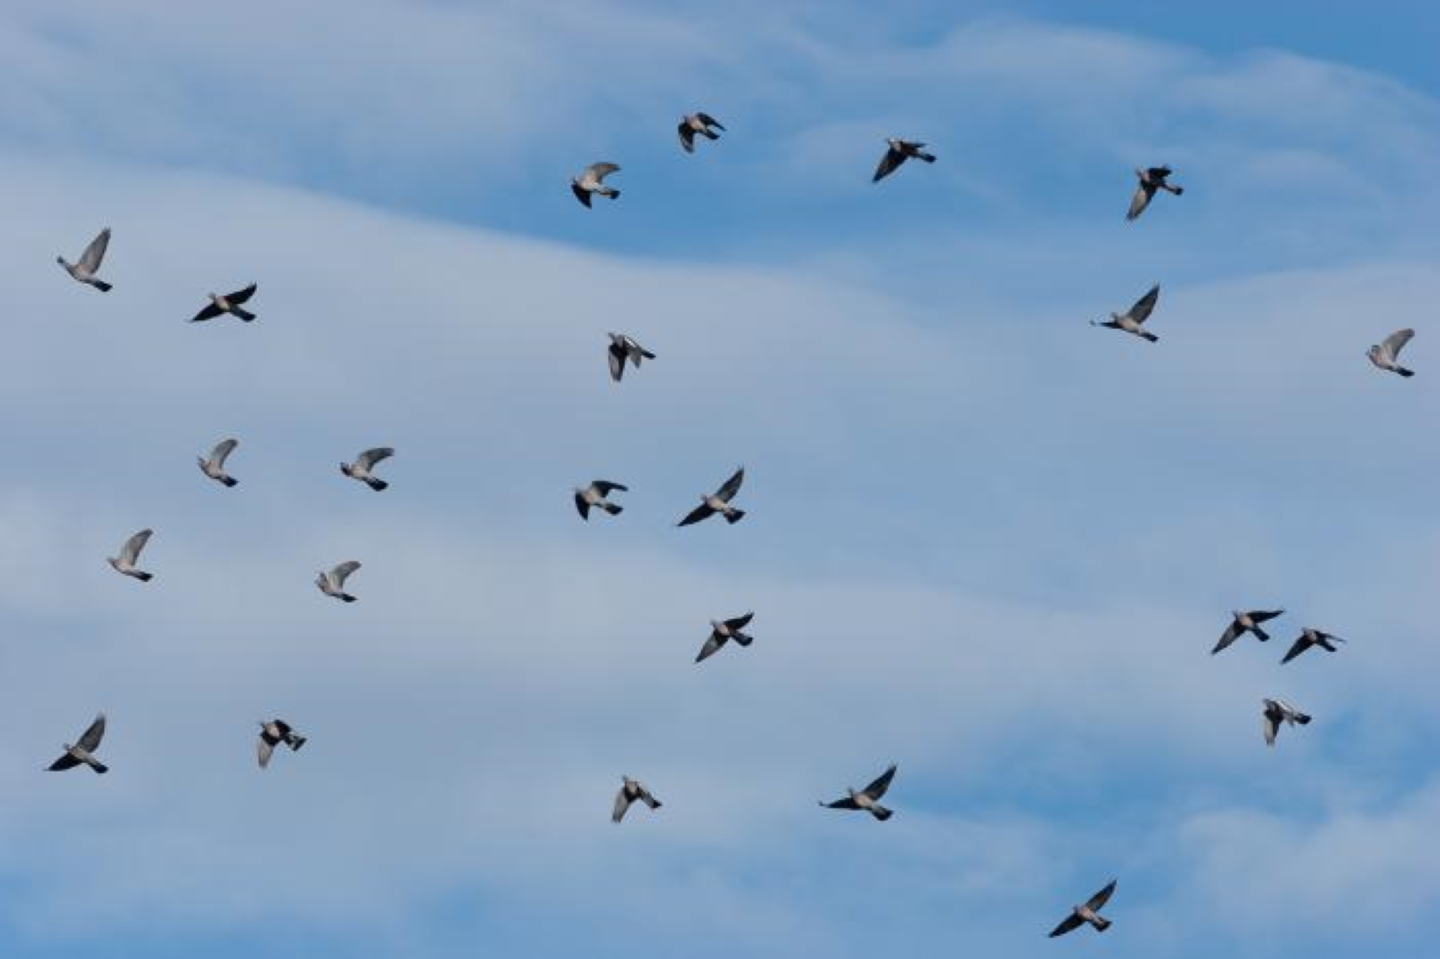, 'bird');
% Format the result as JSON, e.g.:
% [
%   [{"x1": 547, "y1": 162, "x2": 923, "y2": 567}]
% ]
[
  {"x1": 1262, "y1": 698, "x2": 1311, "y2": 746},
  {"x1": 696, "y1": 612, "x2": 755, "y2": 663},
  {"x1": 607, "y1": 332, "x2": 655, "y2": 382},
  {"x1": 197, "y1": 437, "x2": 240, "y2": 487},
  {"x1": 341, "y1": 447, "x2": 394, "y2": 491},
  {"x1": 56, "y1": 227, "x2": 113, "y2": 291},
  {"x1": 1368, "y1": 329, "x2": 1416, "y2": 377},
  {"x1": 571, "y1": 162, "x2": 621, "y2": 207},
  {"x1": 316, "y1": 561, "x2": 362, "y2": 602},
  {"x1": 677, "y1": 466, "x2": 747, "y2": 527},
  {"x1": 1091, "y1": 284, "x2": 1161, "y2": 342},
  {"x1": 257, "y1": 719, "x2": 307, "y2": 769},
  {"x1": 108, "y1": 529, "x2": 155, "y2": 582},
  {"x1": 873, "y1": 137, "x2": 936, "y2": 182},
  {"x1": 818, "y1": 763, "x2": 897, "y2": 821},
  {"x1": 1213, "y1": 609, "x2": 1284, "y2": 655},
  {"x1": 612, "y1": 776, "x2": 662, "y2": 823},
  {"x1": 189, "y1": 283, "x2": 258, "y2": 322},
  {"x1": 1048, "y1": 879, "x2": 1118, "y2": 937},
  {"x1": 678, "y1": 112, "x2": 725, "y2": 153},
  {"x1": 1281, "y1": 628, "x2": 1346, "y2": 665},
  {"x1": 1127, "y1": 166, "x2": 1184, "y2": 220},
  {"x1": 574, "y1": 480, "x2": 627, "y2": 520},
  {"x1": 48, "y1": 713, "x2": 108, "y2": 774}
]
